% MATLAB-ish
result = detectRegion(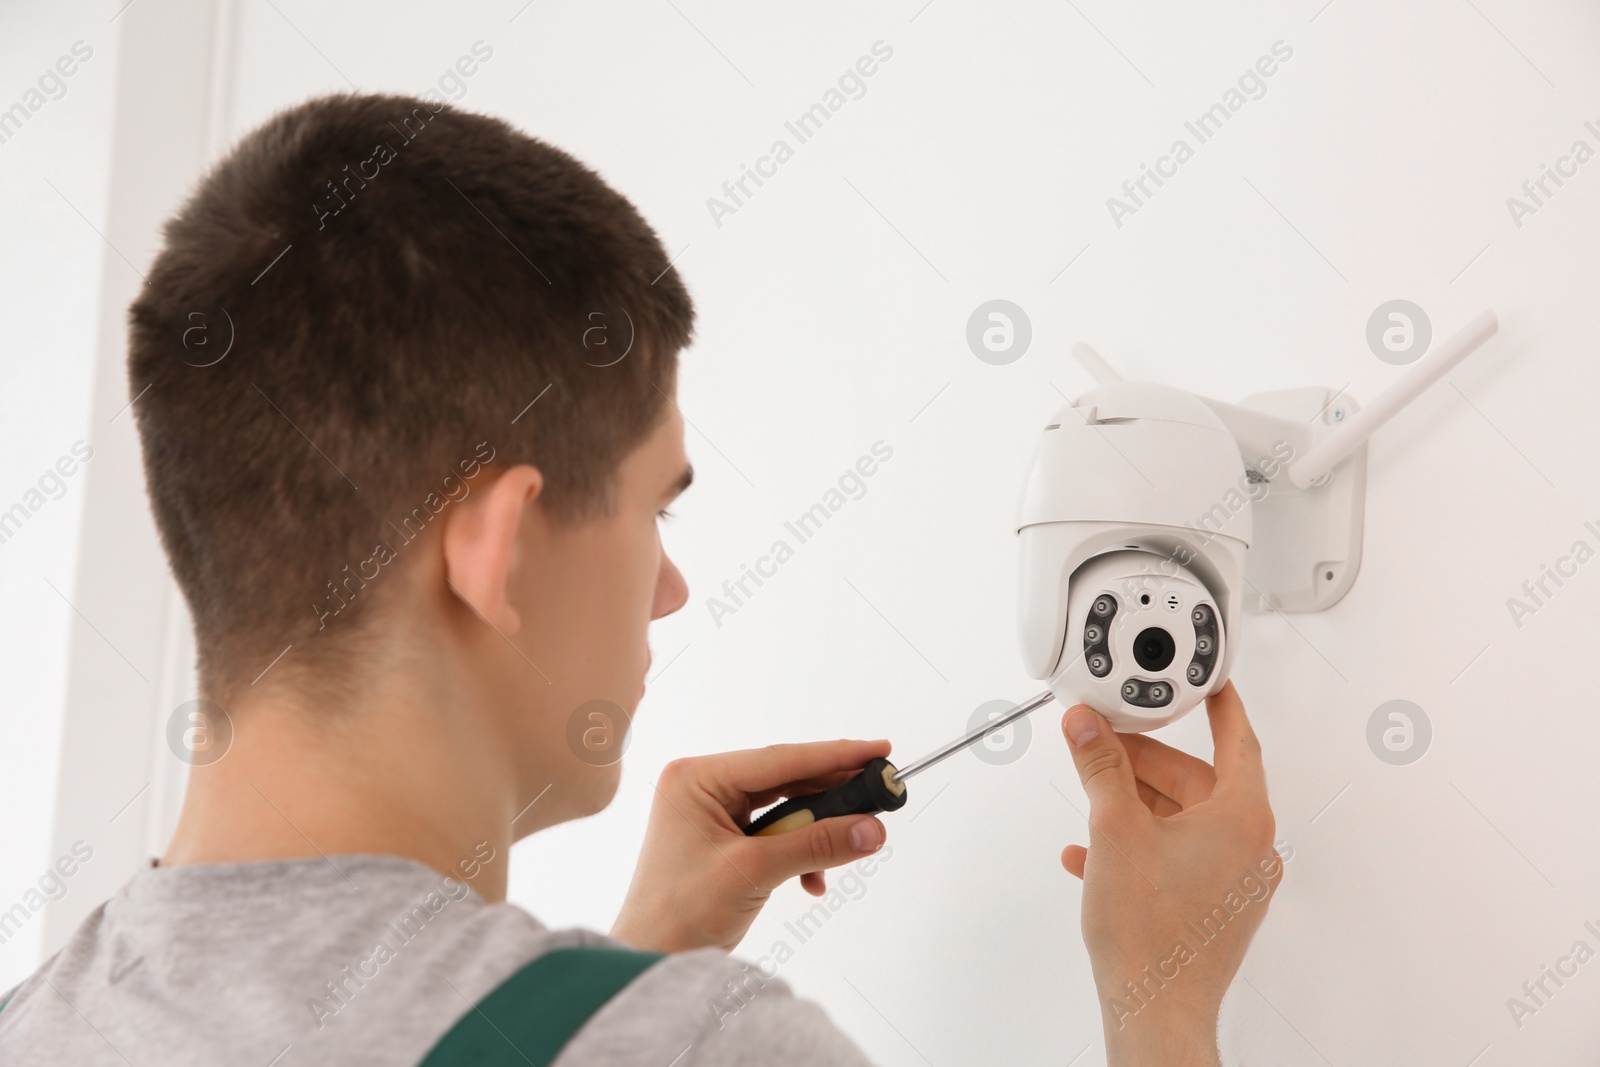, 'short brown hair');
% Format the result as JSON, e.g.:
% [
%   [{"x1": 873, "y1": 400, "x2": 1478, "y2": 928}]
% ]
[{"x1": 128, "y1": 93, "x2": 693, "y2": 693}]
